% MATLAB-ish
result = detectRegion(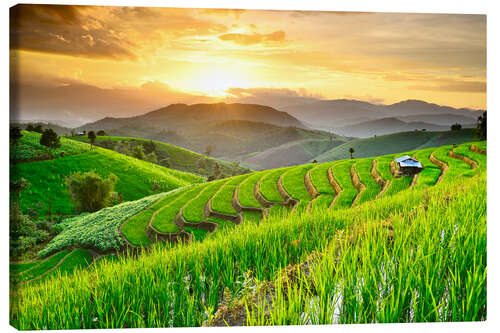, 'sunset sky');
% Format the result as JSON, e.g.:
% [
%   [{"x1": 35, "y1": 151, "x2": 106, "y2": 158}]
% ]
[{"x1": 10, "y1": 5, "x2": 486, "y2": 113}]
